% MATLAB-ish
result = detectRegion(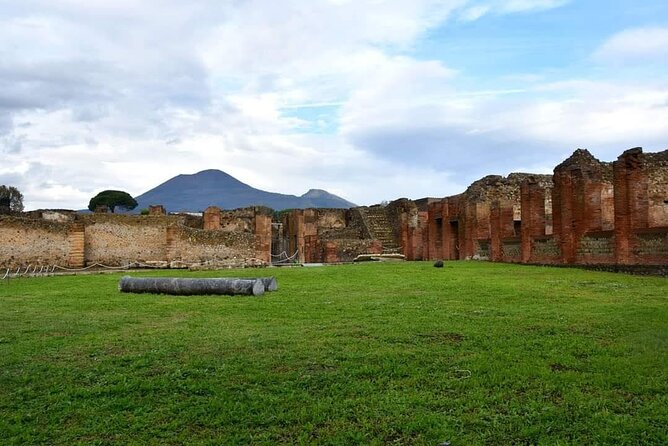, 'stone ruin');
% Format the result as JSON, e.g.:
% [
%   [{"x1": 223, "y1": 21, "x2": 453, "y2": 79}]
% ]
[
  {"x1": 274, "y1": 147, "x2": 666, "y2": 271},
  {"x1": 0, "y1": 147, "x2": 666, "y2": 272}
]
